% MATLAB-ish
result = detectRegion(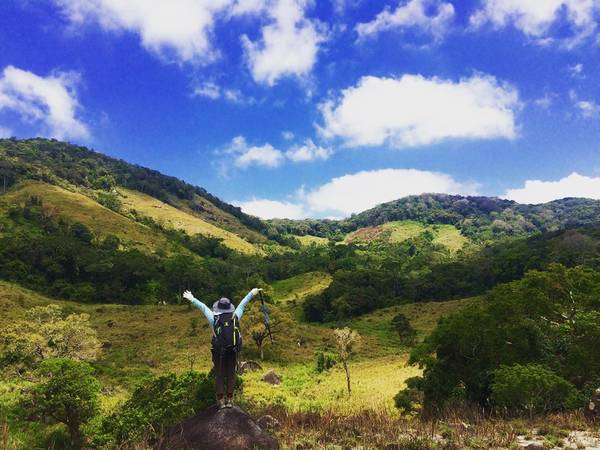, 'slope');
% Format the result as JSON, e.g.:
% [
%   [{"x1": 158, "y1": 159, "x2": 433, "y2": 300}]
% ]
[
  {"x1": 118, "y1": 188, "x2": 260, "y2": 254},
  {"x1": 0, "y1": 138, "x2": 266, "y2": 243},
  {"x1": 1, "y1": 181, "x2": 184, "y2": 255}
]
